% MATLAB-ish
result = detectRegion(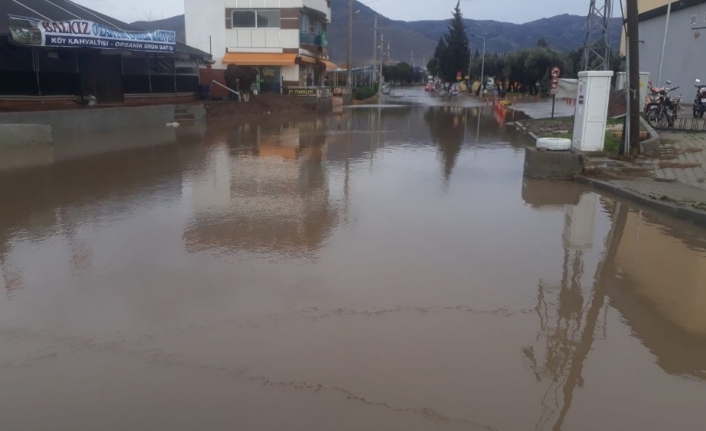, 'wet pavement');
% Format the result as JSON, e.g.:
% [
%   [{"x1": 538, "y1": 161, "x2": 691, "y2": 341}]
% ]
[{"x1": 0, "y1": 89, "x2": 705, "y2": 431}]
